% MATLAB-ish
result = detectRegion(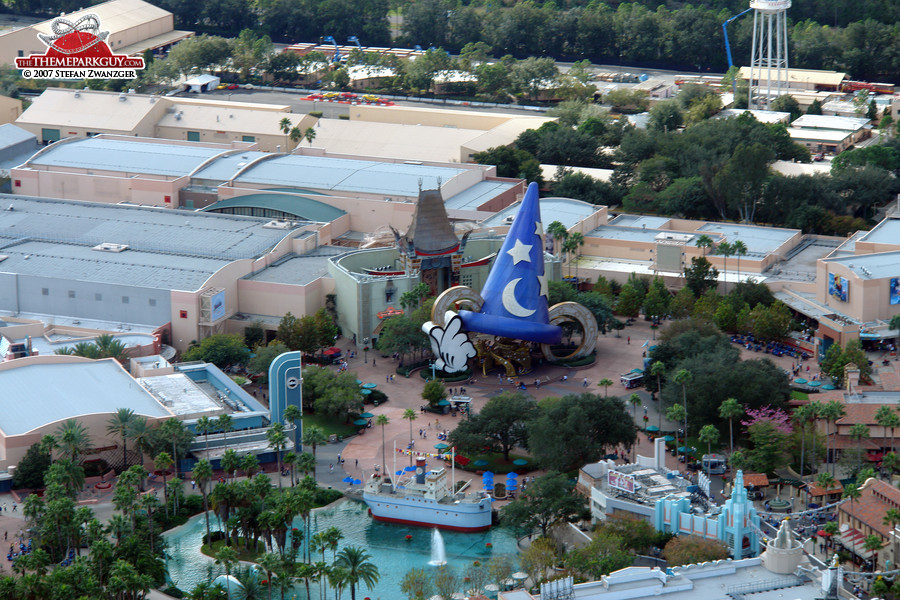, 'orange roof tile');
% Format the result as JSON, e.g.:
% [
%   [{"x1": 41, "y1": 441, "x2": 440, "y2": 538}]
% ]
[
  {"x1": 836, "y1": 404, "x2": 886, "y2": 425},
  {"x1": 740, "y1": 473, "x2": 770, "y2": 488},
  {"x1": 806, "y1": 480, "x2": 843, "y2": 497},
  {"x1": 838, "y1": 479, "x2": 900, "y2": 538}
]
